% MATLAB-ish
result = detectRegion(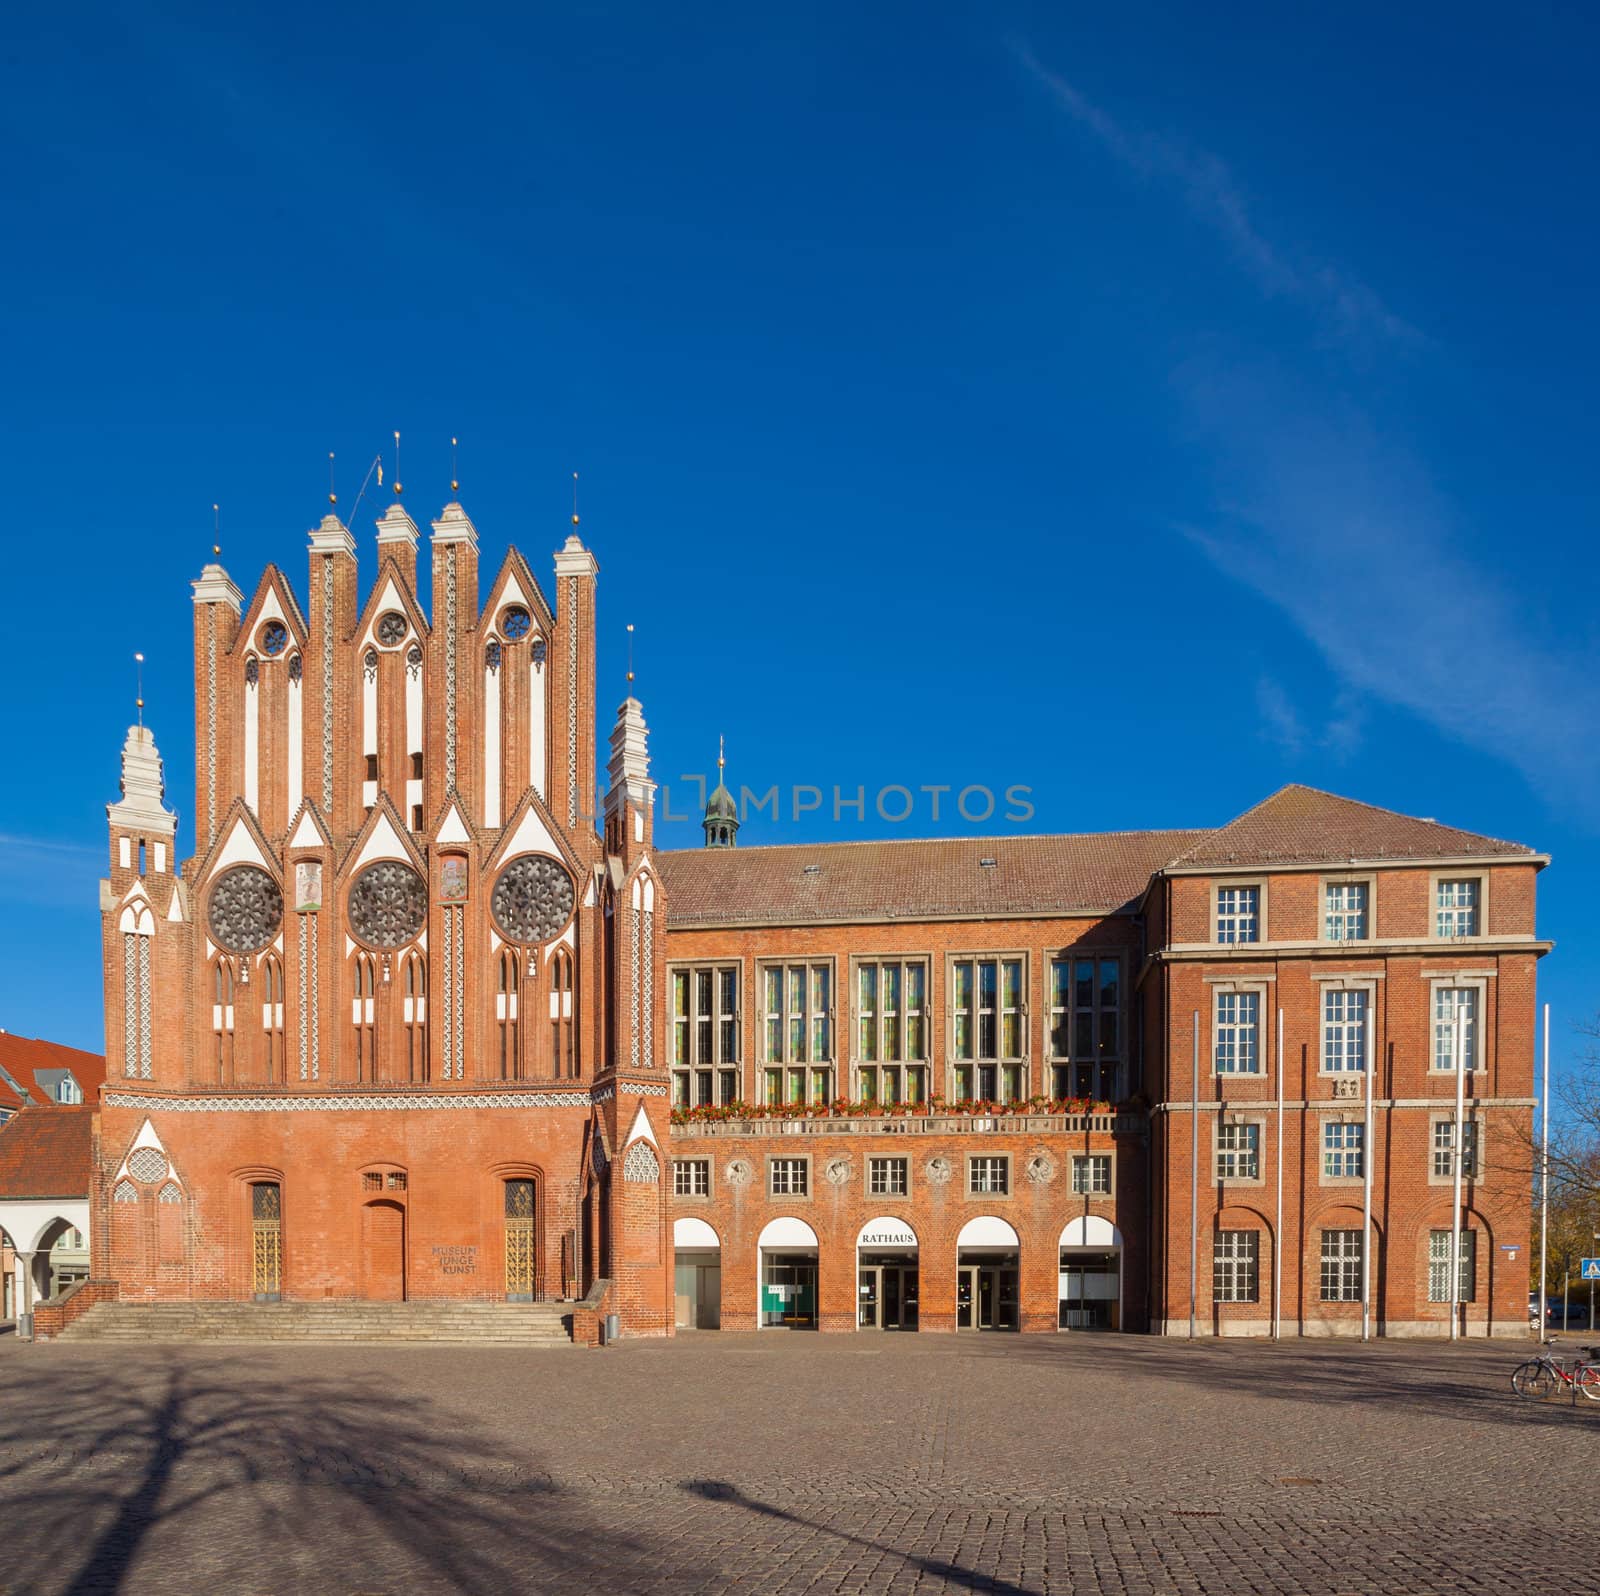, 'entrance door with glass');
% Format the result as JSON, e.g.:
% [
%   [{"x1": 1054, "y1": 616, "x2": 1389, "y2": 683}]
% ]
[
  {"x1": 1059, "y1": 1250, "x2": 1120, "y2": 1329},
  {"x1": 957, "y1": 1257, "x2": 1019, "y2": 1330},
  {"x1": 858, "y1": 1258, "x2": 919, "y2": 1329}
]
